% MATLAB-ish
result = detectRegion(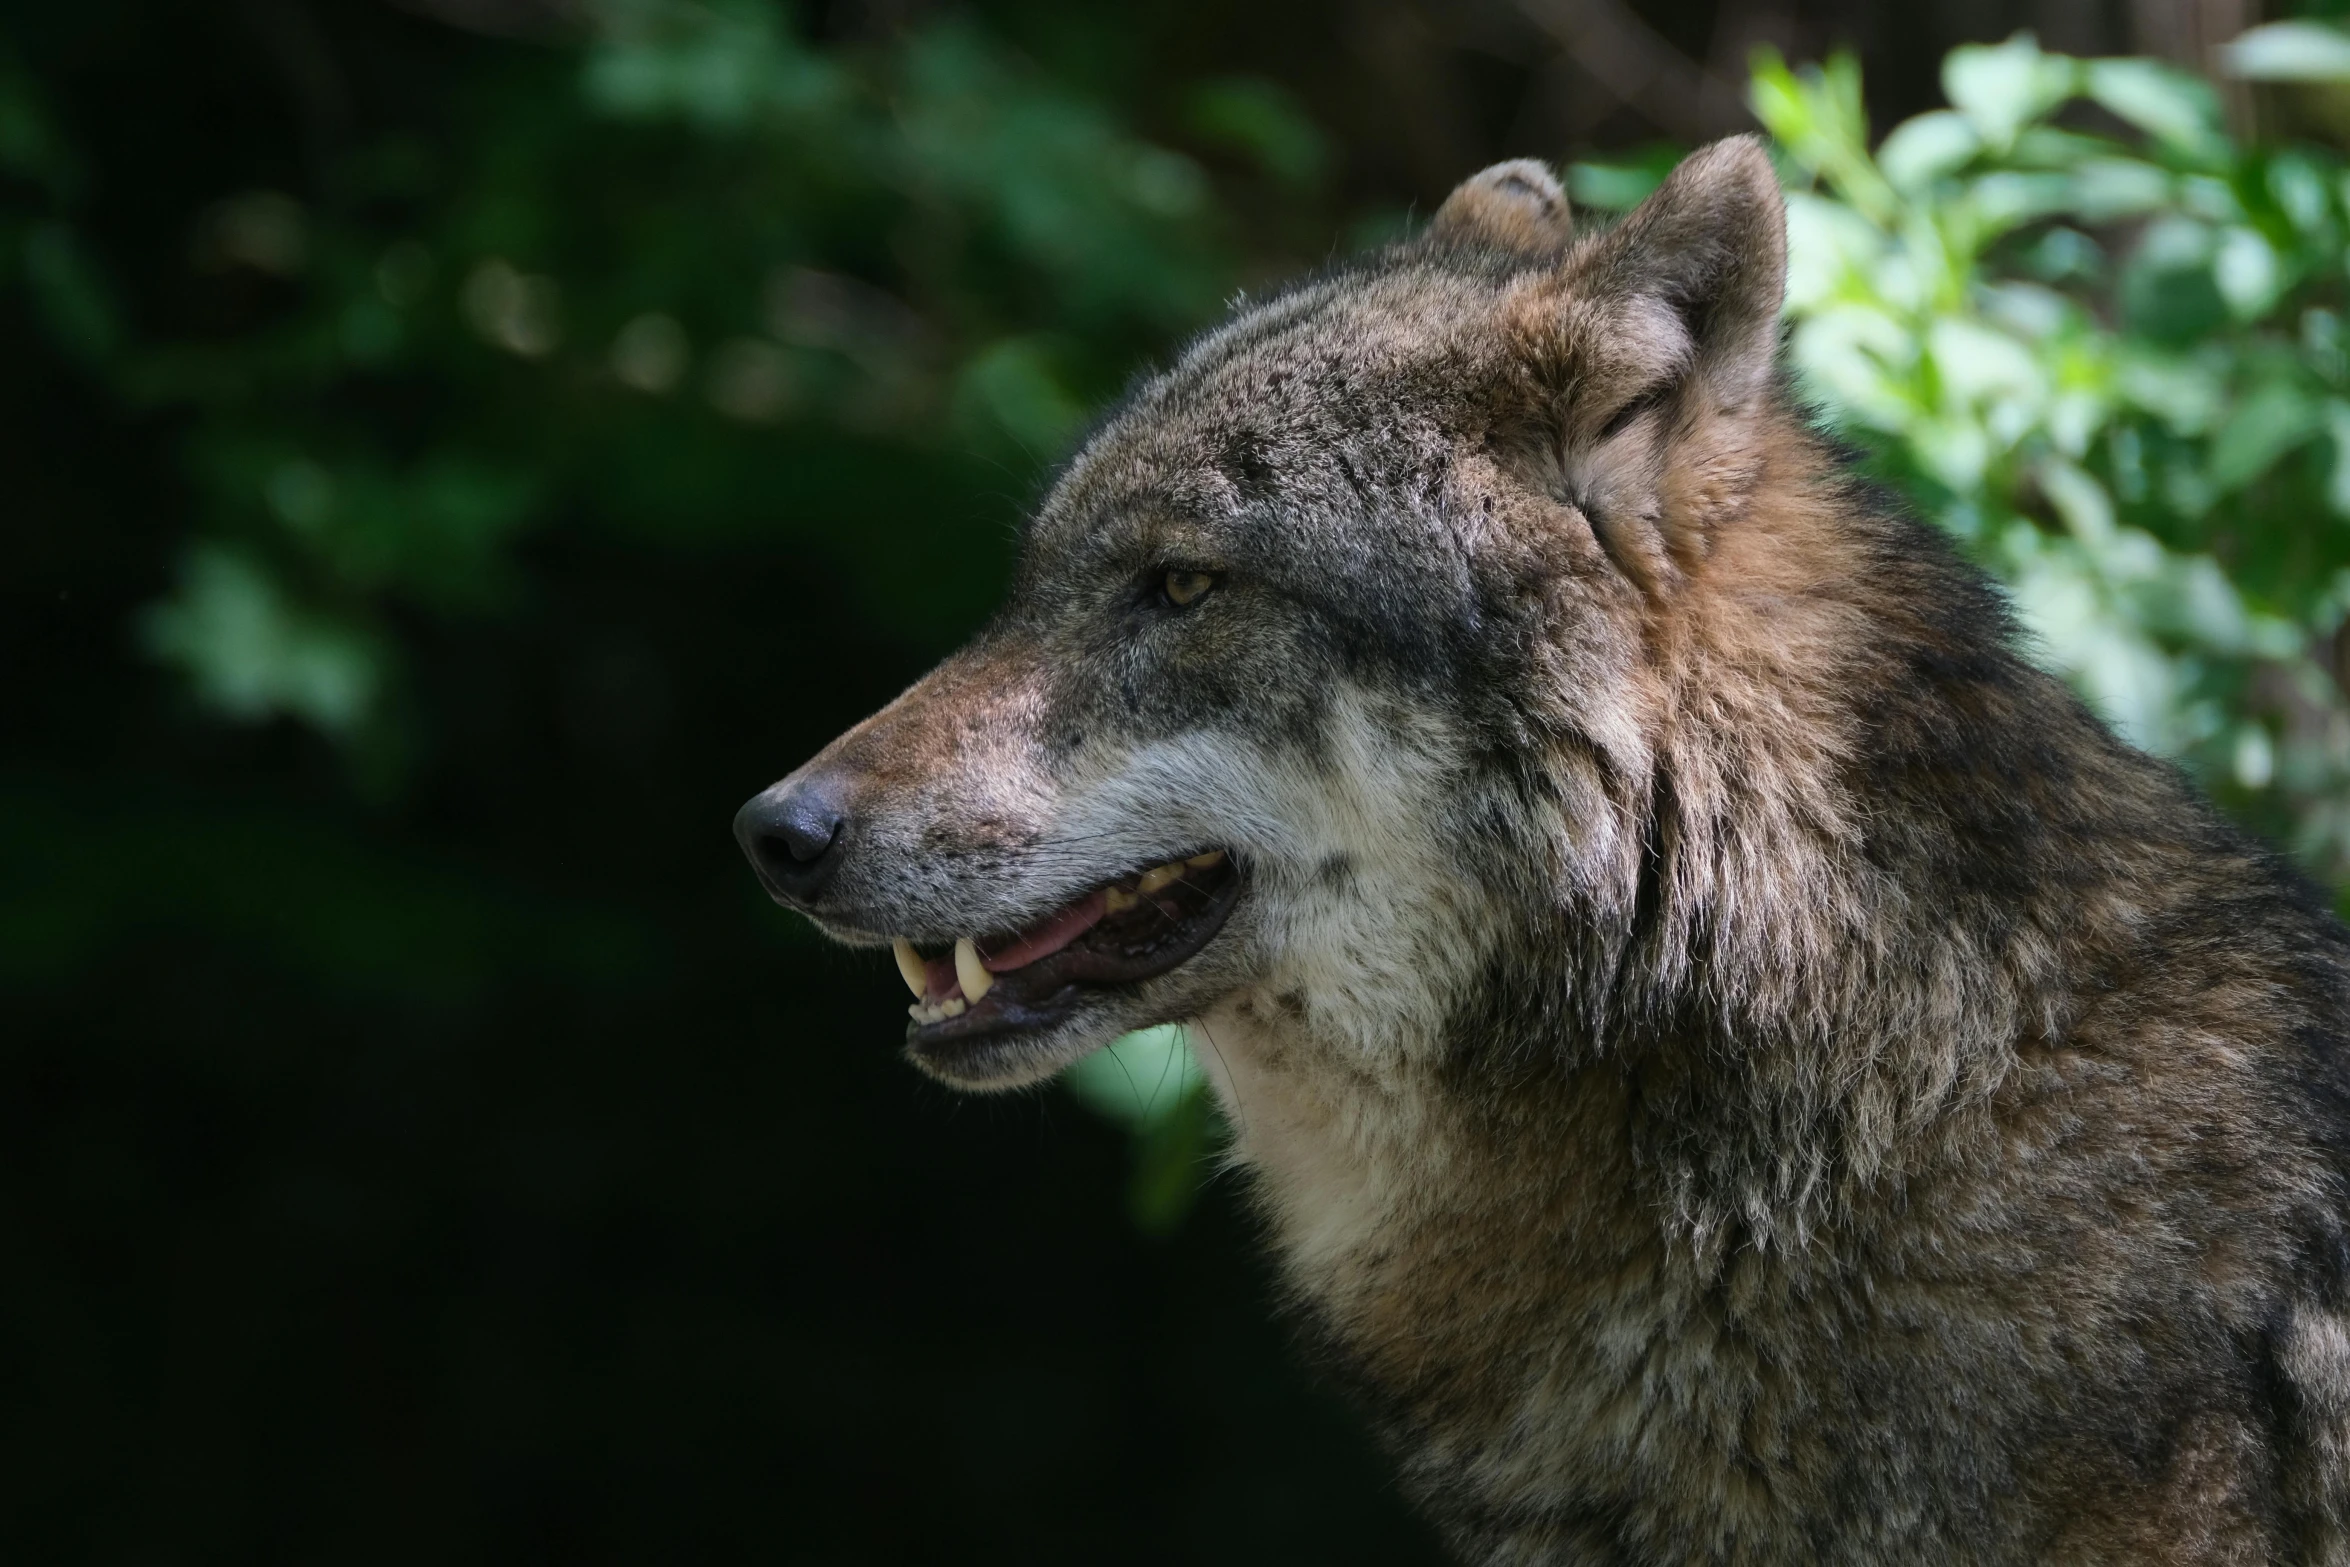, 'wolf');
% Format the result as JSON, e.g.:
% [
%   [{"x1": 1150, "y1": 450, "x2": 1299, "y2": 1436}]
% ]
[{"x1": 734, "y1": 138, "x2": 2350, "y2": 1563}]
